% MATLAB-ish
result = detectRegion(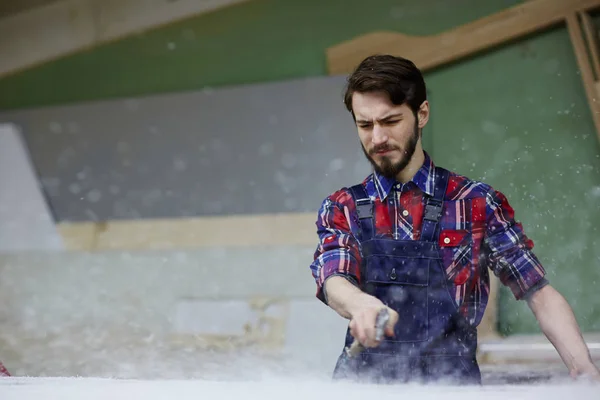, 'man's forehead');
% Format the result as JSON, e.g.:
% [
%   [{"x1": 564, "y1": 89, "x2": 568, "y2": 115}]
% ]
[{"x1": 352, "y1": 93, "x2": 409, "y2": 120}]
